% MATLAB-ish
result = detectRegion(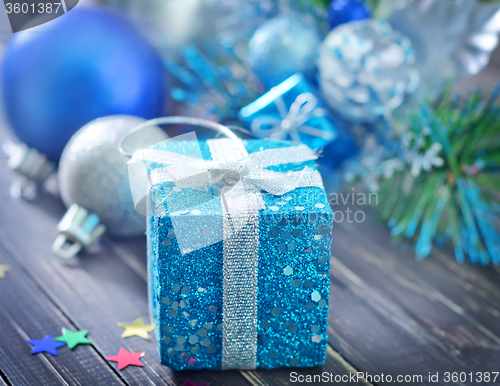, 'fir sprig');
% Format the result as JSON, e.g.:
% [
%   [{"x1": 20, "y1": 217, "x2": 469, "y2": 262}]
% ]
[{"x1": 352, "y1": 88, "x2": 500, "y2": 265}]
